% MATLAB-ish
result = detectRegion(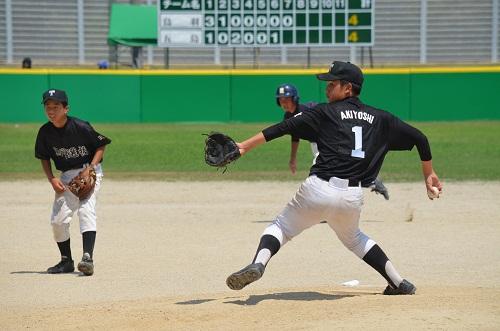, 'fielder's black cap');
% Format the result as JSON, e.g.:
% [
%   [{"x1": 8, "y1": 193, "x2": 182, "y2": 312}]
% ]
[
  {"x1": 316, "y1": 61, "x2": 364, "y2": 88},
  {"x1": 42, "y1": 89, "x2": 68, "y2": 104}
]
